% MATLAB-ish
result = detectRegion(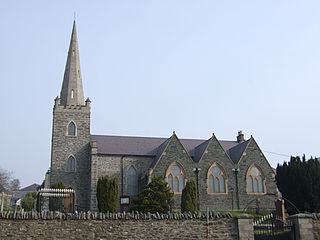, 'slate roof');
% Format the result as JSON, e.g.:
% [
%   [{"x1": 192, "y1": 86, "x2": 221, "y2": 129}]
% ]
[
  {"x1": 20, "y1": 184, "x2": 40, "y2": 192},
  {"x1": 227, "y1": 140, "x2": 250, "y2": 164},
  {"x1": 91, "y1": 134, "x2": 249, "y2": 164}
]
